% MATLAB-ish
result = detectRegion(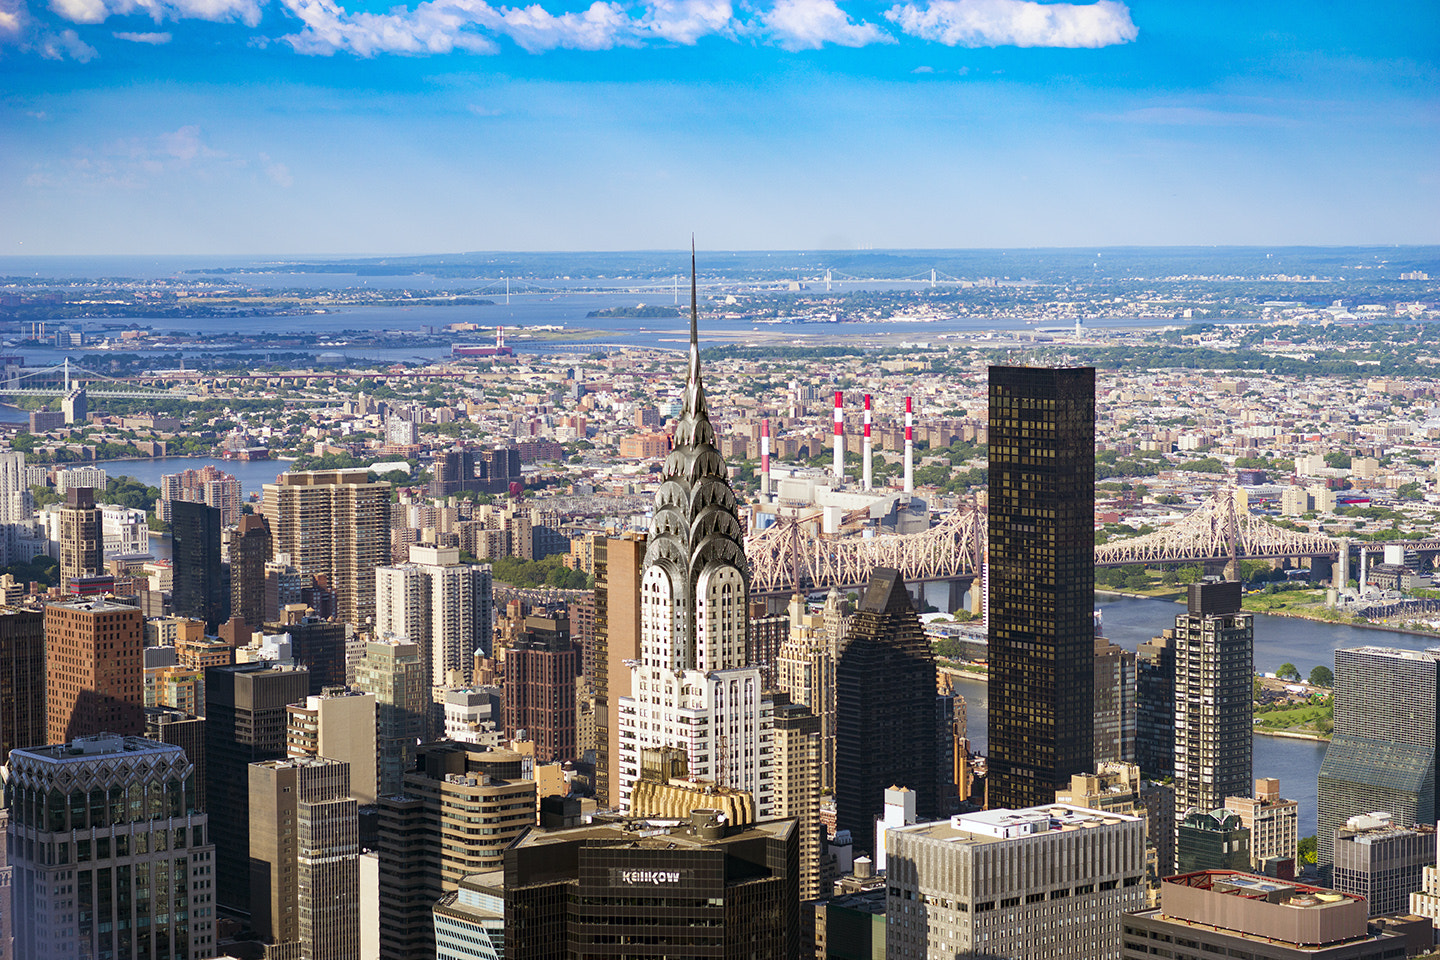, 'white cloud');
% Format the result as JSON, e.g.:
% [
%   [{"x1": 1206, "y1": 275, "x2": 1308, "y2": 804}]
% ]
[
  {"x1": 113, "y1": 28, "x2": 171, "y2": 39},
  {"x1": 885, "y1": 0, "x2": 1136, "y2": 48},
  {"x1": 279, "y1": 0, "x2": 500, "y2": 55},
  {"x1": 762, "y1": 0, "x2": 891, "y2": 50},
  {"x1": 638, "y1": 0, "x2": 732, "y2": 43},
  {"x1": 27, "y1": 125, "x2": 247, "y2": 190},
  {"x1": 0, "y1": 0, "x2": 28, "y2": 38},
  {"x1": 38, "y1": 25, "x2": 96, "y2": 56},
  {"x1": 48, "y1": 0, "x2": 262, "y2": 27},
  {"x1": 485, "y1": 1, "x2": 634, "y2": 53},
  {"x1": 280, "y1": 0, "x2": 733, "y2": 56}
]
